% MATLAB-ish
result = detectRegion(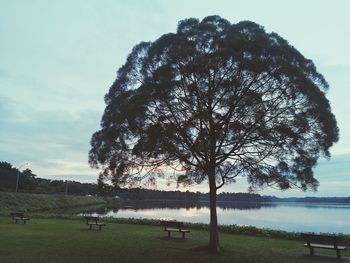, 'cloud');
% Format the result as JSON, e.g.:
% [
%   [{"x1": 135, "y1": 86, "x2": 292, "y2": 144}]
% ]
[
  {"x1": 1, "y1": 0, "x2": 349, "y2": 195},
  {"x1": 0, "y1": 95, "x2": 101, "y2": 182}
]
